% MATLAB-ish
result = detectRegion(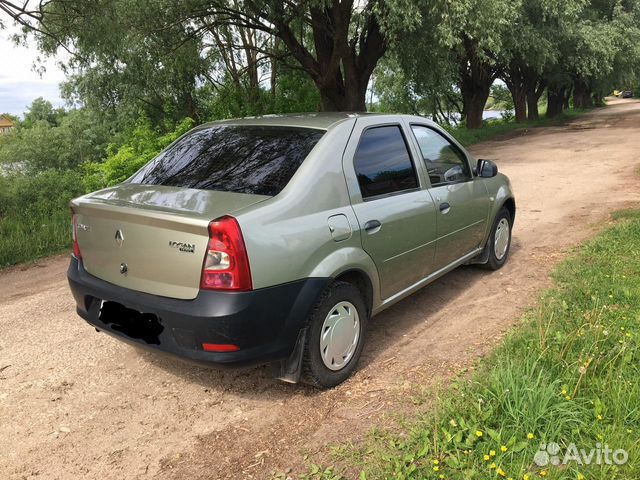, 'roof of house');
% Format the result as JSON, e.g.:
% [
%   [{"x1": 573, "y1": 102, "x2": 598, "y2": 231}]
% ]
[{"x1": 0, "y1": 116, "x2": 15, "y2": 127}]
